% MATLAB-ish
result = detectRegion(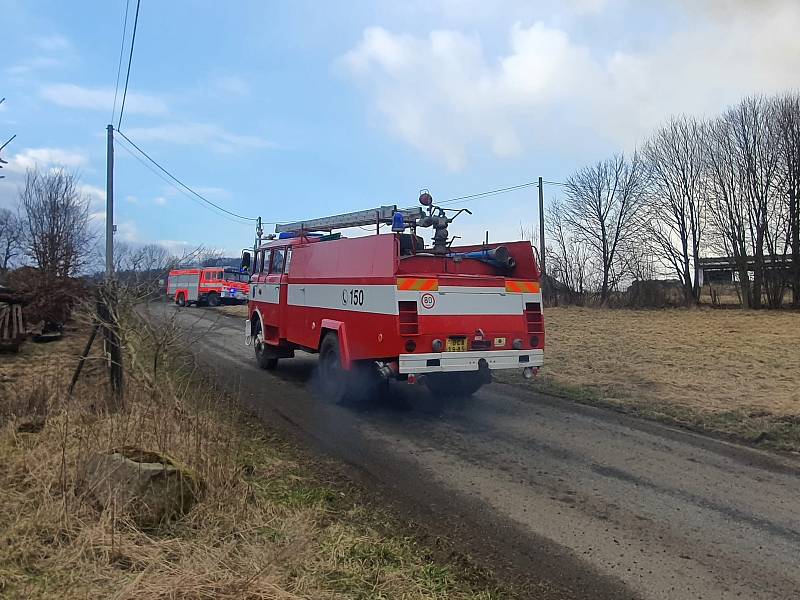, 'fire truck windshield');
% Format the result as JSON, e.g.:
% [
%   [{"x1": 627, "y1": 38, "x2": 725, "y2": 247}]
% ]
[{"x1": 223, "y1": 271, "x2": 248, "y2": 283}]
